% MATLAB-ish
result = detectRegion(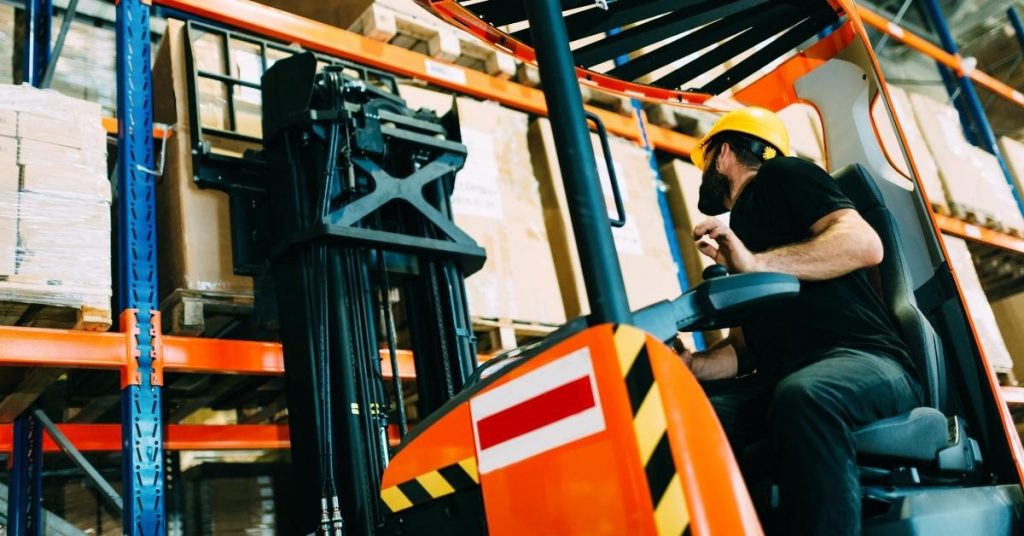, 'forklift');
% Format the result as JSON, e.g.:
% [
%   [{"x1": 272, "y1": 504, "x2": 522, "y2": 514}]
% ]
[{"x1": 187, "y1": 0, "x2": 1024, "y2": 534}]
